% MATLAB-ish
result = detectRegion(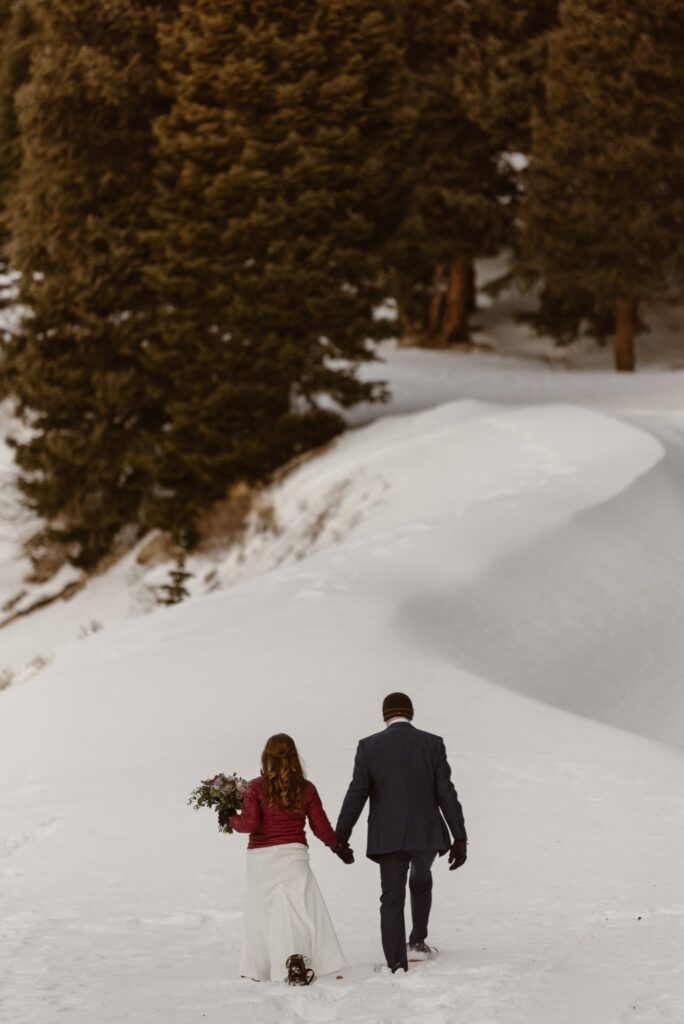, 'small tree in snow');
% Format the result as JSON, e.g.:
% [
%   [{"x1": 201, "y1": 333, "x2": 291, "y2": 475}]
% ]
[{"x1": 158, "y1": 552, "x2": 192, "y2": 607}]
